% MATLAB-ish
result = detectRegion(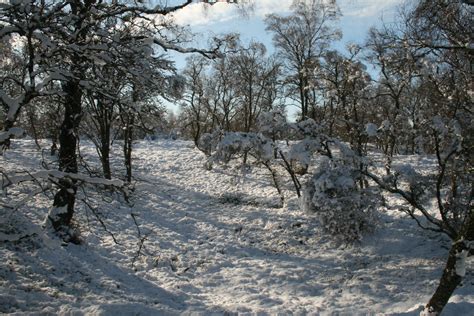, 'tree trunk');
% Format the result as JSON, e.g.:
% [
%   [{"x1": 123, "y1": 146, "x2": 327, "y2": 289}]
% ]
[
  {"x1": 299, "y1": 77, "x2": 307, "y2": 120},
  {"x1": 27, "y1": 109, "x2": 41, "y2": 150},
  {"x1": 100, "y1": 144, "x2": 112, "y2": 180},
  {"x1": 50, "y1": 140, "x2": 58, "y2": 156},
  {"x1": 119, "y1": 88, "x2": 137, "y2": 184},
  {"x1": 99, "y1": 108, "x2": 112, "y2": 180},
  {"x1": 193, "y1": 115, "x2": 201, "y2": 147},
  {"x1": 123, "y1": 115, "x2": 134, "y2": 183},
  {"x1": 1, "y1": 119, "x2": 15, "y2": 150},
  {"x1": 262, "y1": 161, "x2": 284, "y2": 207},
  {"x1": 279, "y1": 150, "x2": 301, "y2": 197},
  {"x1": 47, "y1": 79, "x2": 82, "y2": 235},
  {"x1": 424, "y1": 212, "x2": 474, "y2": 314}
]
